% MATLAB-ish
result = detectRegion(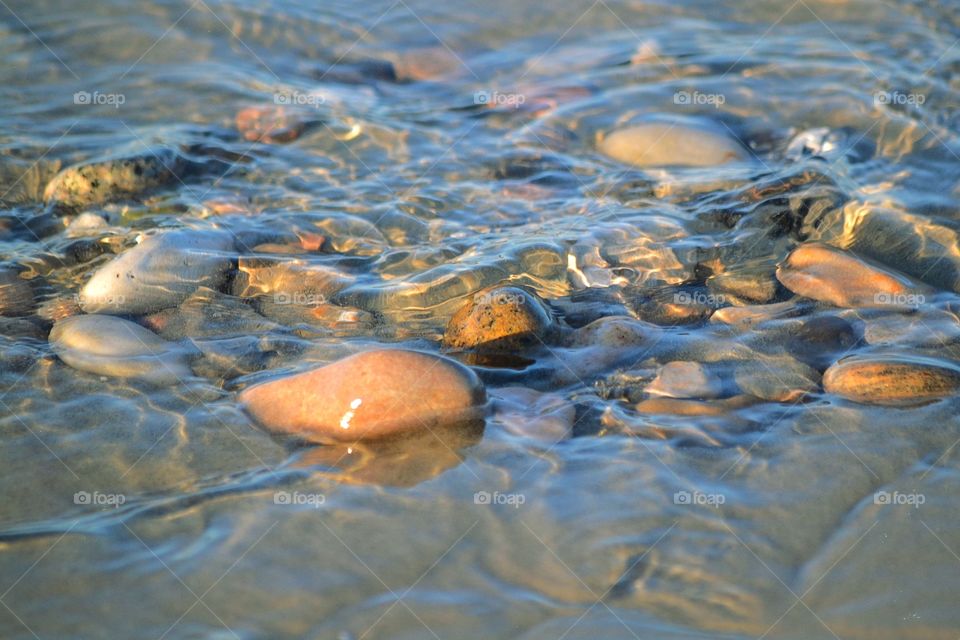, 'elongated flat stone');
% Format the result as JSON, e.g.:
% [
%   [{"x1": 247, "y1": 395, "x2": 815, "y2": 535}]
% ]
[
  {"x1": 44, "y1": 146, "x2": 185, "y2": 208},
  {"x1": 823, "y1": 356, "x2": 960, "y2": 406},
  {"x1": 598, "y1": 118, "x2": 749, "y2": 168},
  {"x1": 239, "y1": 349, "x2": 486, "y2": 443},
  {"x1": 50, "y1": 314, "x2": 194, "y2": 384},
  {"x1": 776, "y1": 243, "x2": 925, "y2": 309}
]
